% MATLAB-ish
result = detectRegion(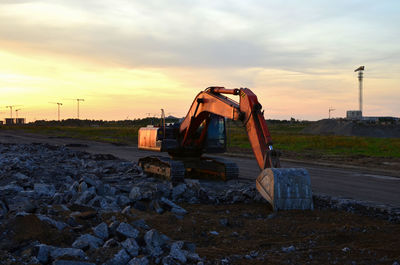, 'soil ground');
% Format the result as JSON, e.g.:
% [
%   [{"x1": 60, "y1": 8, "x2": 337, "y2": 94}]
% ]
[
  {"x1": 1, "y1": 203, "x2": 399, "y2": 264},
  {"x1": 0, "y1": 133, "x2": 399, "y2": 264},
  {"x1": 147, "y1": 203, "x2": 400, "y2": 265}
]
